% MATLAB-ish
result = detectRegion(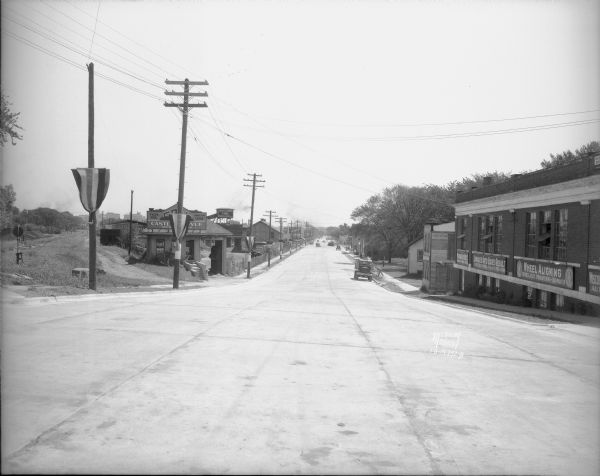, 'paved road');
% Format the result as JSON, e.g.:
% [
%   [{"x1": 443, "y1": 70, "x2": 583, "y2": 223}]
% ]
[{"x1": 2, "y1": 246, "x2": 599, "y2": 474}]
